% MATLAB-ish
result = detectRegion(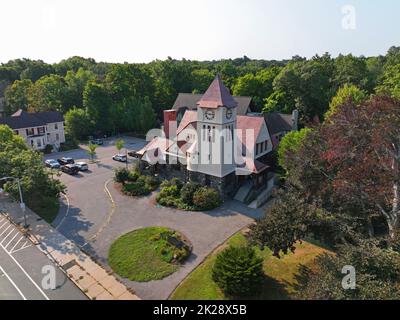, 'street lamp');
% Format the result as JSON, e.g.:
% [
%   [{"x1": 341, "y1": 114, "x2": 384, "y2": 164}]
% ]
[{"x1": 0, "y1": 177, "x2": 28, "y2": 228}]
